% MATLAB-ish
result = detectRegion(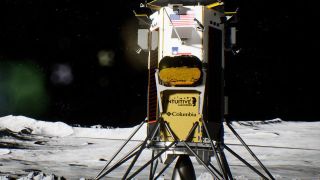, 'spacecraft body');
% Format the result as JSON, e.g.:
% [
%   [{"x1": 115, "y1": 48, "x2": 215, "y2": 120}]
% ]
[
  {"x1": 139, "y1": 4, "x2": 225, "y2": 163},
  {"x1": 95, "y1": 2, "x2": 275, "y2": 180}
]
